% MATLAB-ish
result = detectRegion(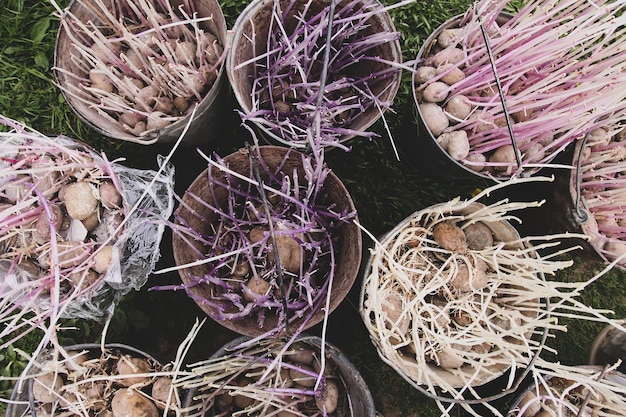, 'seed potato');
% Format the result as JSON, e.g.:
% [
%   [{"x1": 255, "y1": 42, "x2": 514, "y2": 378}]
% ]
[
  {"x1": 111, "y1": 390, "x2": 159, "y2": 417},
  {"x1": 419, "y1": 103, "x2": 449, "y2": 136},
  {"x1": 432, "y1": 221, "x2": 467, "y2": 252},
  {"x1": 315, "y1": 380, "x2": 339, "y2": 413},
  {"x1": 32, "y1": 372, "x2": 64, "y2": 403},
  {"x1": 64, "y1": 181, "x2": 99, "y2": 221},
  {"x1": 115, "y1": 356, "x2": 153, "y2": 387}
]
